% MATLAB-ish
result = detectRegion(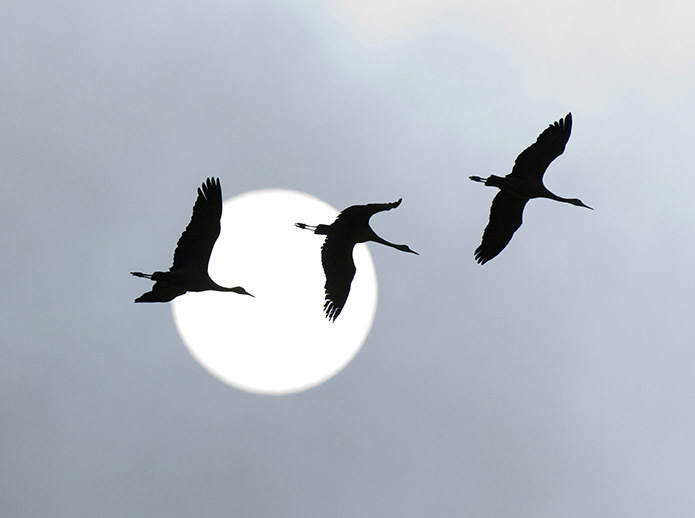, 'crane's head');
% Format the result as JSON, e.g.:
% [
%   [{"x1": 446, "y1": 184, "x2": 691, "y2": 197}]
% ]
[
  {"x1": 225, "y1": 286, "x2": 255, "y2": 297},
  {"x1": 569, "y1": 198, "x2": 593, "y2": 210},
  {"x1": 396, "y1": 244, "x2": 419, "y2": 255}
]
